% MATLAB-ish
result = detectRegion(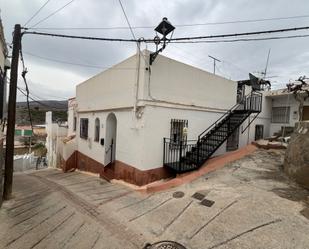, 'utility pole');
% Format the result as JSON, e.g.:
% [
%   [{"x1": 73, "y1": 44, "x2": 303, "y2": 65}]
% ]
[
  {"x1": 3, "y1": 24, "x2": 21, "y2": 200},
  {"x1": 208, "y1": 55, "x2": 221, "y2": 75}
]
